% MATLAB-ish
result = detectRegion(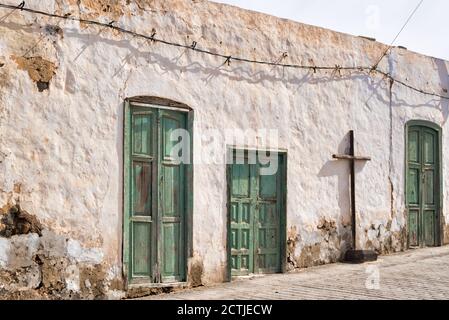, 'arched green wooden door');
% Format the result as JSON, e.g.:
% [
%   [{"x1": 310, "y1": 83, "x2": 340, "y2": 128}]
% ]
[
  {"x1": 124, "y1": 103, "x2": 188, "y2": 285},
  {"x1": 406, "y1": 123, "x2": 441, "y2": 248}
]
